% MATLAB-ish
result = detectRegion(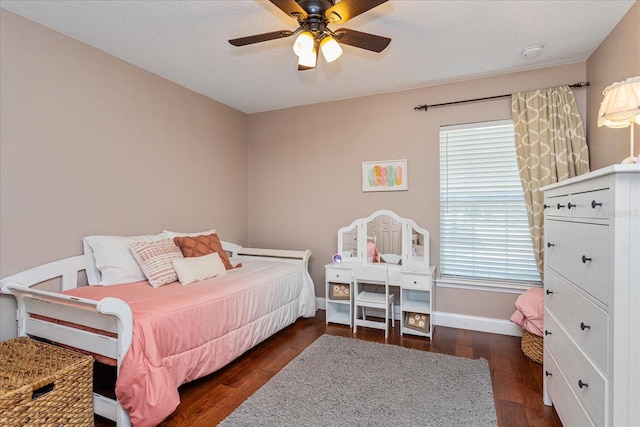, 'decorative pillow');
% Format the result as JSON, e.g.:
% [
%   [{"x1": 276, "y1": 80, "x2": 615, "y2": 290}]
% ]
[
  {"x1": 129, "y1": 239, "x2": 184, "y2": 288},
  {"x1": 171, "y1": 252, "x2": 227, "y2": 285},
  {"x1": 173, "y1": 233, "x2": 237, "y2": 270},
  {"x1": 83, "y1": 233, "x2": 166, "y2": 285},
  {"x1": 162, "y1": 228, "x2": 216, "y2": 238}
]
